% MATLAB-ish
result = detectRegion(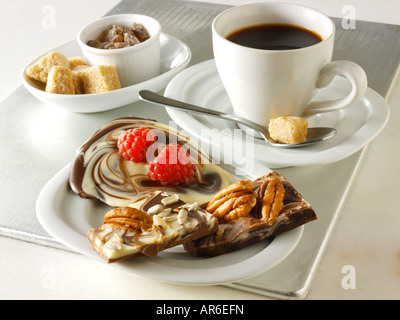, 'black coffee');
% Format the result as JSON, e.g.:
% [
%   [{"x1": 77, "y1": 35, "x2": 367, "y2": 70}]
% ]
[{"x1": 226, "y1": 24, "x2": 322, "y2": 50}]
